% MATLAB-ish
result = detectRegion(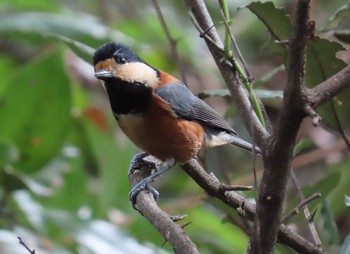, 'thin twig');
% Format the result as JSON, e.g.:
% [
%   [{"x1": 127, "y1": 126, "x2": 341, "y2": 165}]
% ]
[
  {"x1": 17, "y1": 237, "x2": 36, "y2": 254},
  {"x1": 217, "y1": 4, "x2": 264, "y2": 191},
  {"x1": 220, "y1": 183, "x2": 253, "y2": 191},
  {"x1": 170, "y1": 214, "x2": 188, "y2": 222},
  {"x1": 304, "y1": 104, "x2": 322, "y2": 126},
  {"x1": 218, "y1": 0, "x2": 251, "y2": 80},
  {"x1": 152, "y1": 0, "x2": 187, "y2": 83},
  {"x1": 281, "y1": 192, "x2": 322, "y2": 222},
  {"x1": 187, "y1": 10, "x2": 223, "y2": 50},
  {"x1": 290, "y1": 170, "x2": 324, "y2": 249}
]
